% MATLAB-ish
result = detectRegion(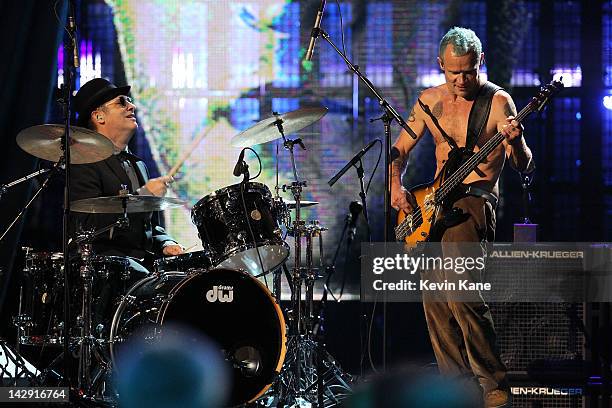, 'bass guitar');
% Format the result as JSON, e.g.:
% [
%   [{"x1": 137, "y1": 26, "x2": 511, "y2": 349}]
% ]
[{"x1": 395, "y1": 79, "x2": 563, "y2": 244}]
